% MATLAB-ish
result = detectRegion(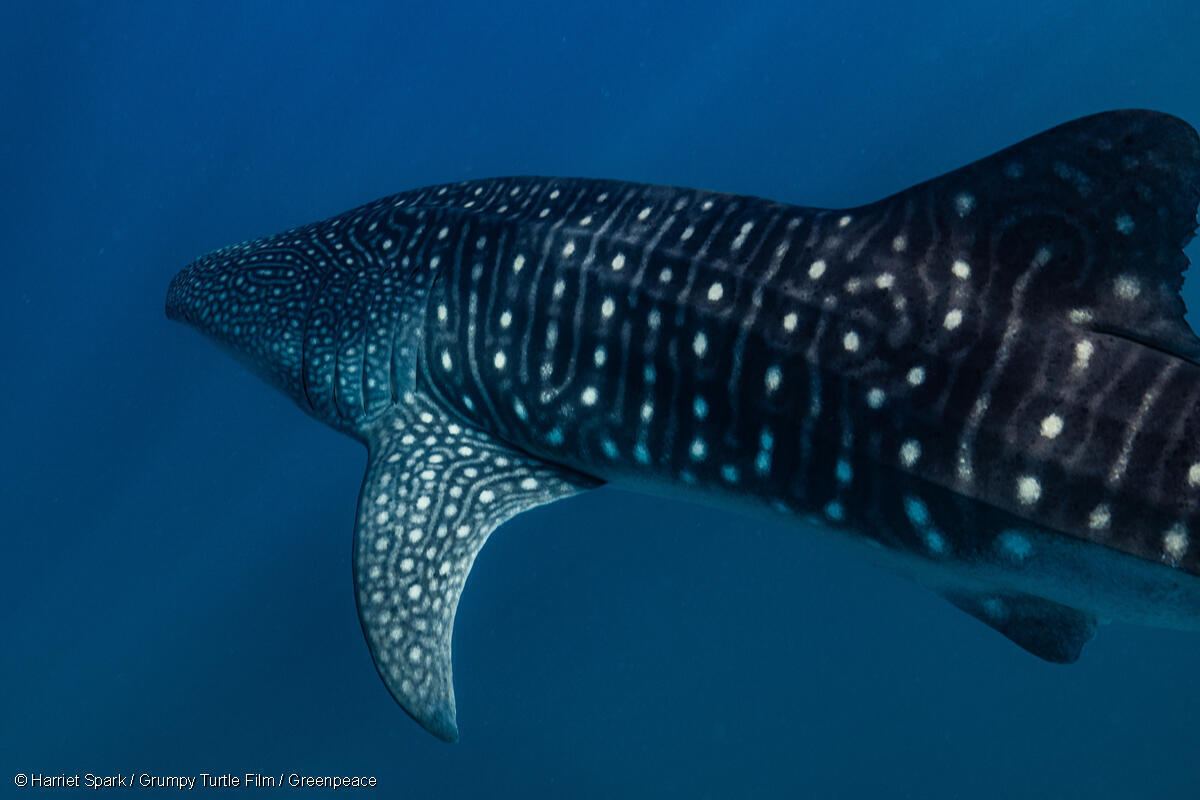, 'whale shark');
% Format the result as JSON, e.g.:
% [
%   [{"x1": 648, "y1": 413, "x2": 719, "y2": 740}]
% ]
[{"x1": 168, "y1": 110, "x2": 1200, "y2": 742}]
